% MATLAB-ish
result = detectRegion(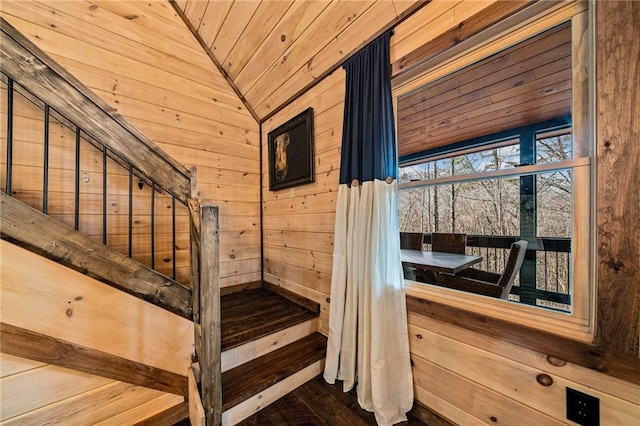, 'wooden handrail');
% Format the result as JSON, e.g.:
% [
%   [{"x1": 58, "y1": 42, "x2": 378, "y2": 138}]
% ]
[{"x1": 0, "y1": 193, "x2": 192, "y2": 319}]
